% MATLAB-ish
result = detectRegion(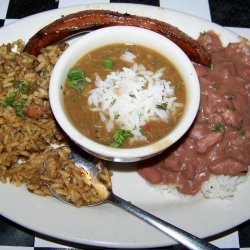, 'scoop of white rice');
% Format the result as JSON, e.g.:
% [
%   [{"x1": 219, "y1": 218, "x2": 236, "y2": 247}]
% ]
[
  {"x1": 88, "y1": 58, "x2": 183, "y2": 143},
  {"x1": 151, "y1": 168, "x2": 250, "y2": 200}
]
